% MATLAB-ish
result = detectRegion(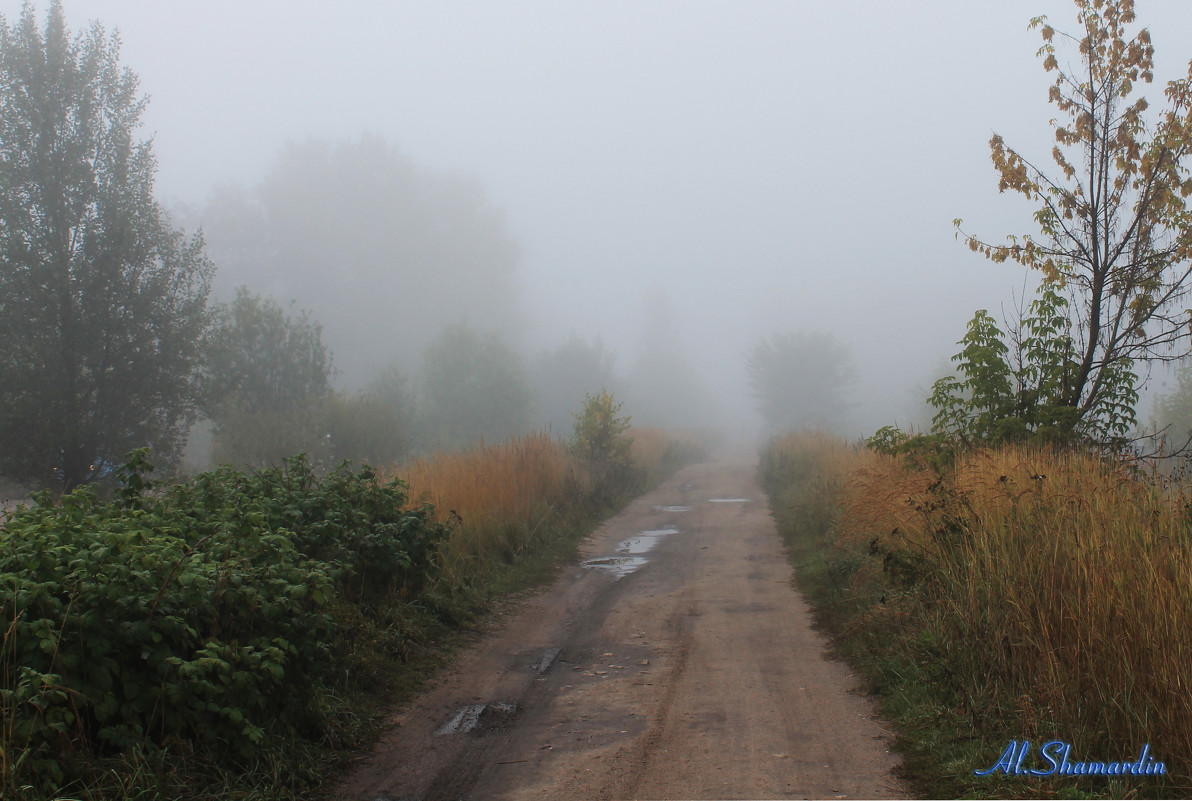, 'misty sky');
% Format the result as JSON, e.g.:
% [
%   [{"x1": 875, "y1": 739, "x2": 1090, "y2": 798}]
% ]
[{"x1": 11, "y1": 0, "x2": 1192, "y2": 434}]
